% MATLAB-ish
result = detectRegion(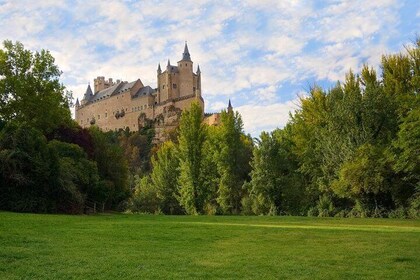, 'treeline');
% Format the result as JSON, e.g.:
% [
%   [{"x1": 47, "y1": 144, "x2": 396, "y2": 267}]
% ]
[
  {"x1": 130, "y1": 105, "x2": 253, "y2": 215},
  {"x1": 0, "y1": 41, "x2": 131, "y2": 213},
  {"x1": 130, "y1": 39, "x2": 419, "y2": 218},
  {"x1": 1, "y1": 40, "x2": 419, "y2": 218}
]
